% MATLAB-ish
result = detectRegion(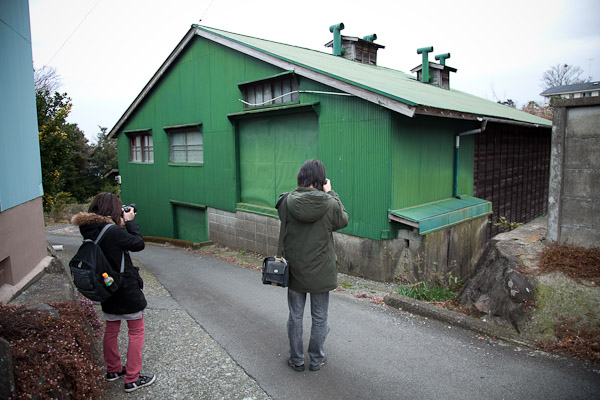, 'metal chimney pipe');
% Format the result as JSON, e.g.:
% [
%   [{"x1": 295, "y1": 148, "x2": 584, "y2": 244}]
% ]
[
  {"x1": 363, "y1": 34, "x2": 377, "y2": 43},
  {"x1": 435, "y1": 53, "x2": 451, "y2": 66},
  {"x1": 417, "y1": 46, "x2": 433, "y2": 83},
  {"x1": 329, "y1": 23, "x2": 345, "y2": 56}
]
